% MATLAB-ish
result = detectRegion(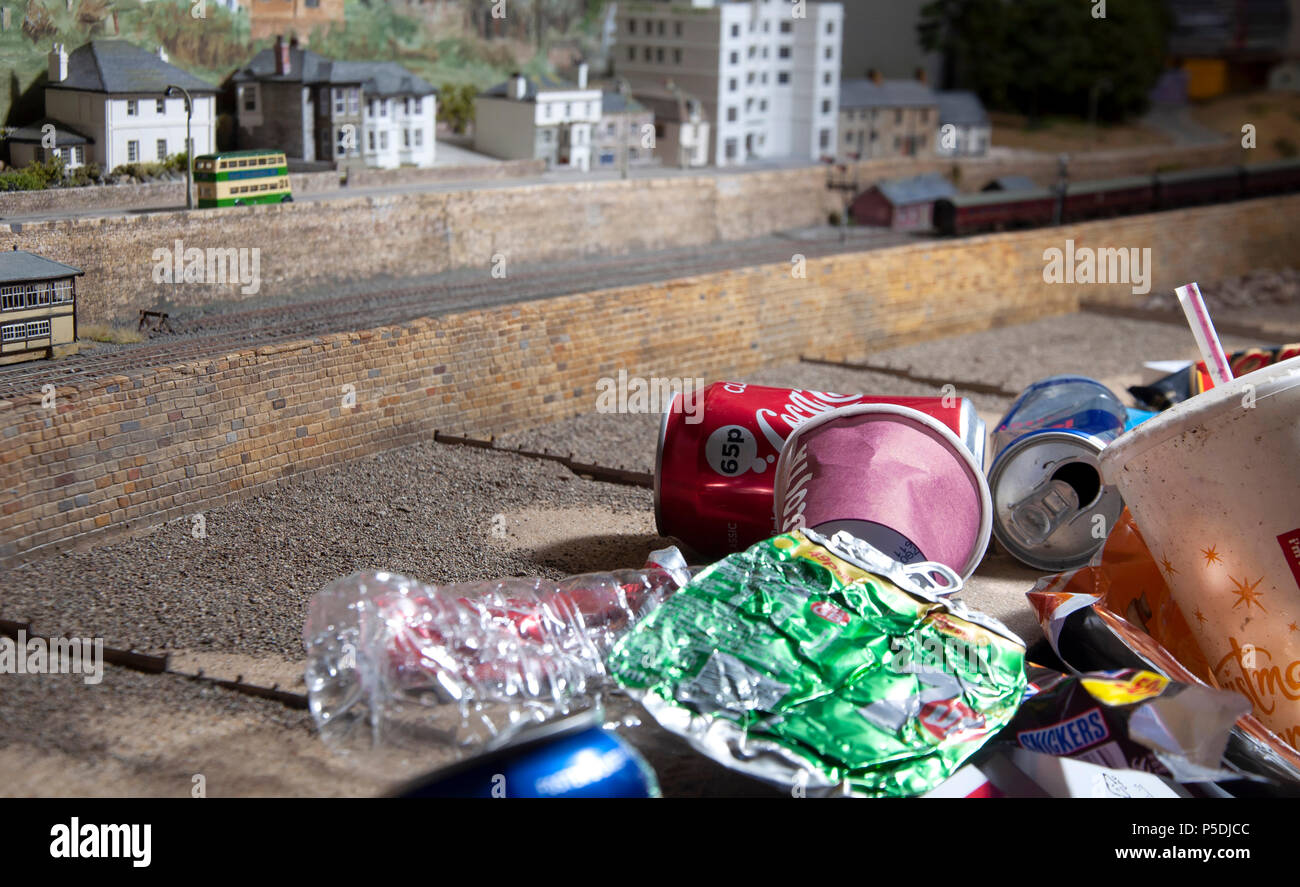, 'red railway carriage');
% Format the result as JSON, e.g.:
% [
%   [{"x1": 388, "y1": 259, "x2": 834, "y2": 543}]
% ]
[
  {"x1": 1154, "y1": 166, "x2": 1243, "y2": 208},
  {"x1": 933, "y1": 188, "x2": 1057, "y2": 236},
  {"x1": 1240, "y1": 158, "x2": 1300, "y2": 197},
  {"x1": 1061, "y1": 175, "x2": 1156, "y2": 222}
]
